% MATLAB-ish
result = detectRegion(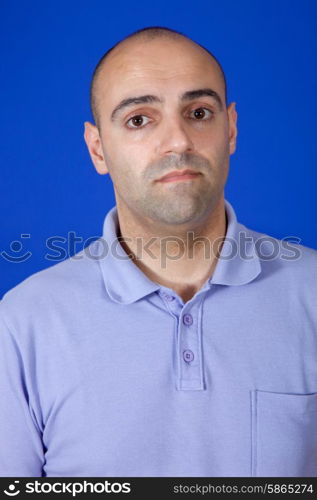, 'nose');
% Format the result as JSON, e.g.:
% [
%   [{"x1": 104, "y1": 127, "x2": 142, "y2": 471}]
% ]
[{"x1": 157, "y1": 116, "x2": 194, "y2": 155}]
